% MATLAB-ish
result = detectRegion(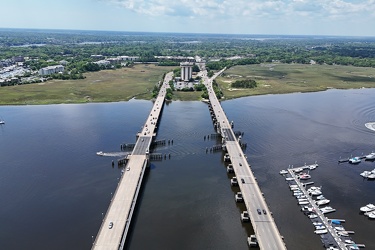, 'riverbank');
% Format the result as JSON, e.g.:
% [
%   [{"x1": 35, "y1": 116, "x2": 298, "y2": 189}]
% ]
[{"x1": 1, "y1": 63, "x2": 375, "y2": 104}]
